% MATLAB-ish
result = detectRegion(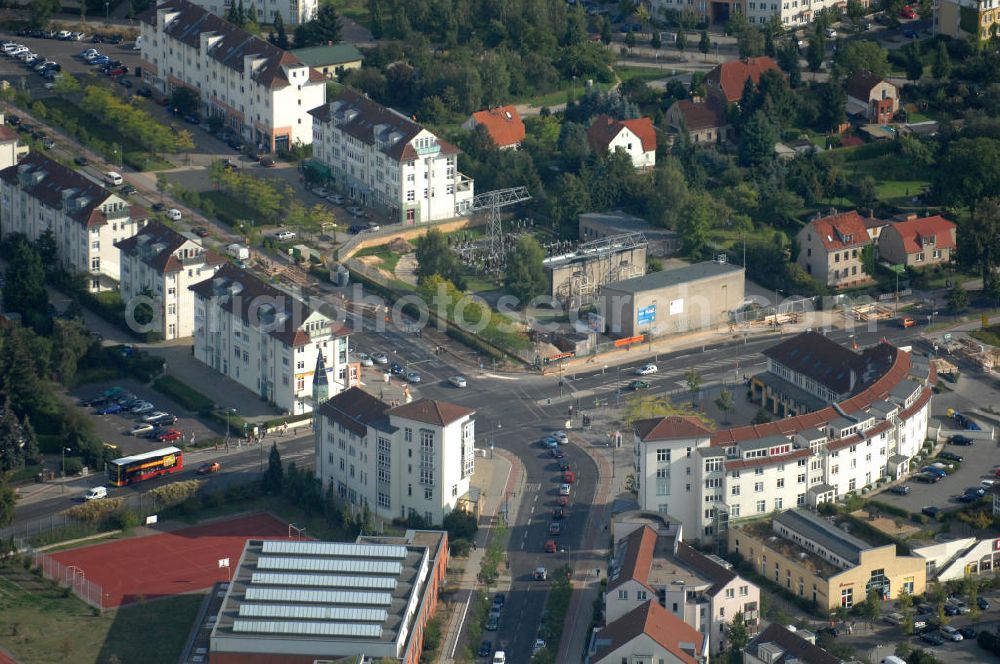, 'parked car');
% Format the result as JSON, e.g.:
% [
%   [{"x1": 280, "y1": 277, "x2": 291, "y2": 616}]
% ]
[
  {"x1": 449, "y1": 375, "x2": 467, "y2": 388},
  {"x1": 559, "y1": 483, "x2": 571, "y2": 496},
  {"x1": 198, "y1": 462, "x2": 221, "y2": 475},
  {"x1": 347, "y1": 205, "x2": 365, "y2": 217},
  {"x1": 128, "y1": 422, "x2": 155, "y2": 436},
  {"x1": 635, "y1": 363, "x2": 657, "y2": 375},
  {"x1": 940, "y1": 625, "x2": 963, "y2": 641},
  {"x1": 130, "y1": 401, "x2": 155, "y2": 414},
  {"x1": 532, "y1": 638, "x2": 546, "y2": 656},
  {"x1": 901, "y1": 4, "x2": 916, "y2": 18},
  {"x1": 156, "y1": 428, "x2": 183, "y2": 442},
  {"x1": 920, "y1": 632, "x2": 944, "y2": 646},
  {"x1": 921, "y1": 505, "x2": 940, "y2": 518},
  {"x1": 166, "y1": 208, "x2": 182, "y2": 221},
  {"x1": 548, "y1": 522, "x2": 561, "y2": 535},
  {"x1": 544, "y1": 540, "x2": 557, "y2": 553},
  {"x1": 477, "y1": 641, "x2": 493, "y2": 657},
  {"x1": 84, "y1": 486, "x2": 108, "y2": 501},
  {"x1": 259, "y1": 157, "x2": 276, "y2": 167},
  {"x1": 548, "y1": 448, "x2": 565, "y2": 459},
  {"x1": 959, "y1": 626, "x2": 977, "y2": 639},
  {"x1": 556, "y1": 496, "x2": 569, "y2": 507},
  {"x1": 628, "y1": 379, "x2": 651, "y2": 390},
  {"x1": 389, "y1": 362, "x2": 404, "y2": 375},
  {"x1": 912, "y1": 472, "x2": 941, "y2": 483},
  {"x1": 485, "y1": 614, "x2": 499, "y2": 631},
  {"x1": 979, "y1": 597, "x2": 990, "y2": 610},
  {"x1": 950, "y1": 434, "x2": 974, "y2": 445},
  {"x1": 938, "y1": 451, "x2": 964, "y2": 462},
  {"x1": 95, "y1": 403, "x2": 125, "y2": 415},
  {"x1": 327, "y1": 194, "x2": 345, "y2": 205},
  {"x1": 533, "y1": 567, "x2": 548, "y2": 580},
  {"x1": 372, "y1": 352, "x2": 389, "y2": 364},
  {"x1": 356, "y1": 352, "x2": 374, "y2": 367},
  {"x1": 311, "y1": 187, "x2": 330, "y2": 197},
  {"x1": 888, "y1": 484, "x2": 910, "y2": 495},
  {"x1": 825, "y1": 27, "x2": 837, "y2": 38},
  {"x1": 540, "y1": 437, "x2": 559, "y2": 449},
  {"x1": 552, "y1": 431, "x2": 568, "y2": 444},
  {"x1": 275, "y1": 230, "x2": 296, "y2": 241},
  {"x1": 192, "y1": 226, "x2": 210, "y2": 238},
  {"x1": 553, "y1": 507, "x2": 565, "y2": 519},
  {"x1": 405, "y1": 371, "x2": 422, "y2": 383},
  {"x1": 492, "y1": 593, "x2": 505, "y2": 610}
]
